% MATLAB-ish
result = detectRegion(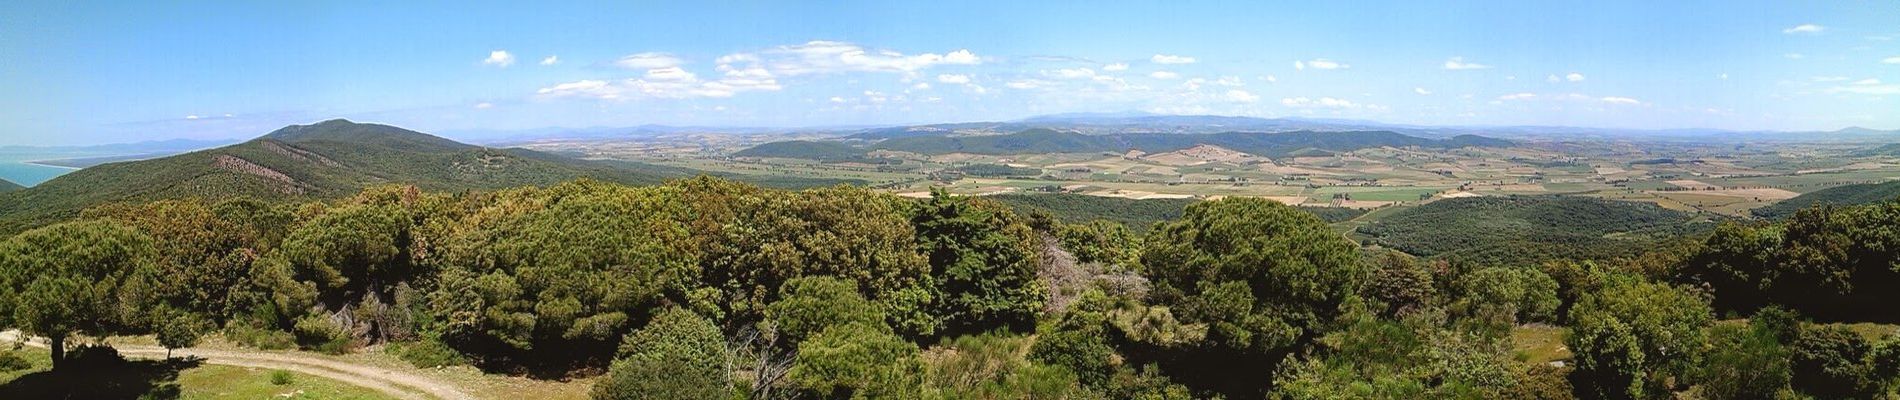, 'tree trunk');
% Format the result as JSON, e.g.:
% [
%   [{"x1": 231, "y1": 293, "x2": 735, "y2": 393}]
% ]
[{"x1": 48, "y1": 334, "x2": 65, "y2": 371}]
